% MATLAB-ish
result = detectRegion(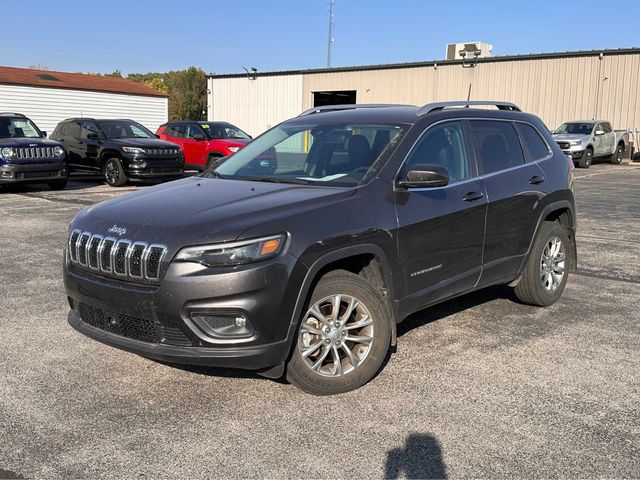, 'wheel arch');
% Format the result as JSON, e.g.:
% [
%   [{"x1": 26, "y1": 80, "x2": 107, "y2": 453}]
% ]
[
  {"x1": 288, "y1": 245, "x2": 398, "y2": 350},
  {"x1": 99, "y1": 149, "x2": 122, "y2": 167},
  {"x1": 523, "y1": 200, "x2": 578, "y2": 274}
]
